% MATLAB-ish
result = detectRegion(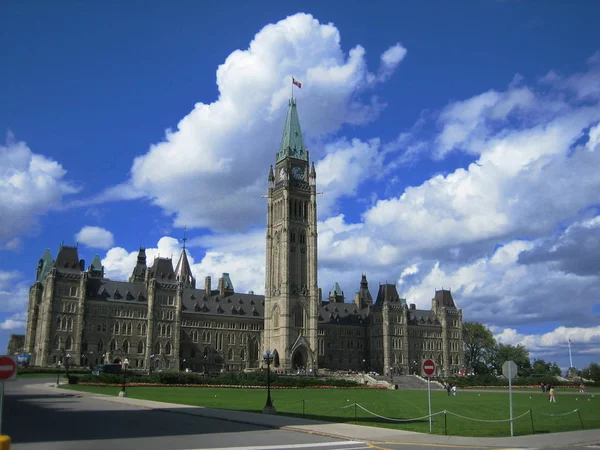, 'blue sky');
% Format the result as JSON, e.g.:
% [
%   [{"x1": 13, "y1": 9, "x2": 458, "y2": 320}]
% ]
[{"x1": 1, "y1": 1, "x2": 599, "y2": 371}]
